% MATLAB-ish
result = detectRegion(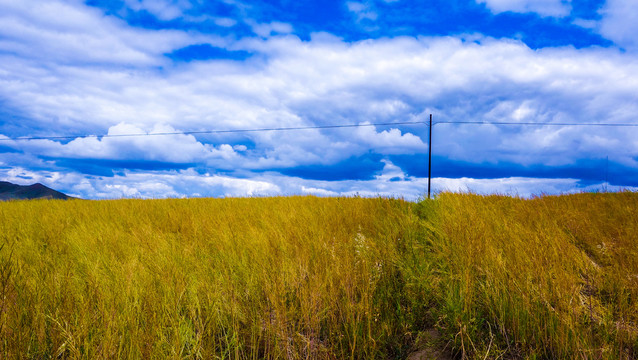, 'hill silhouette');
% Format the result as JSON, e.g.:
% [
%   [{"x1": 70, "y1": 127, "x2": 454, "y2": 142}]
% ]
[{"x1": 0, "y1": 181, "x2": 72, "y2": 200}]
